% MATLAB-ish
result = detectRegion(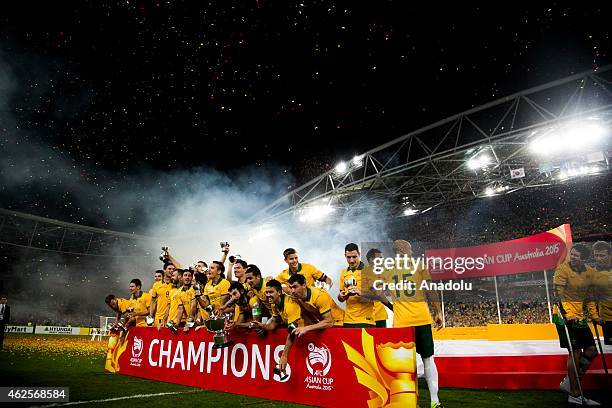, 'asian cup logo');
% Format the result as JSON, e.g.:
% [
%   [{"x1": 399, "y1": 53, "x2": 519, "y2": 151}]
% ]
[
  {"x1": 306, "y1": 343, "x2": 332, "y2": 376},
  {"x1": 132, "y1": 336, "x2": 144, "y2": 358}
]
